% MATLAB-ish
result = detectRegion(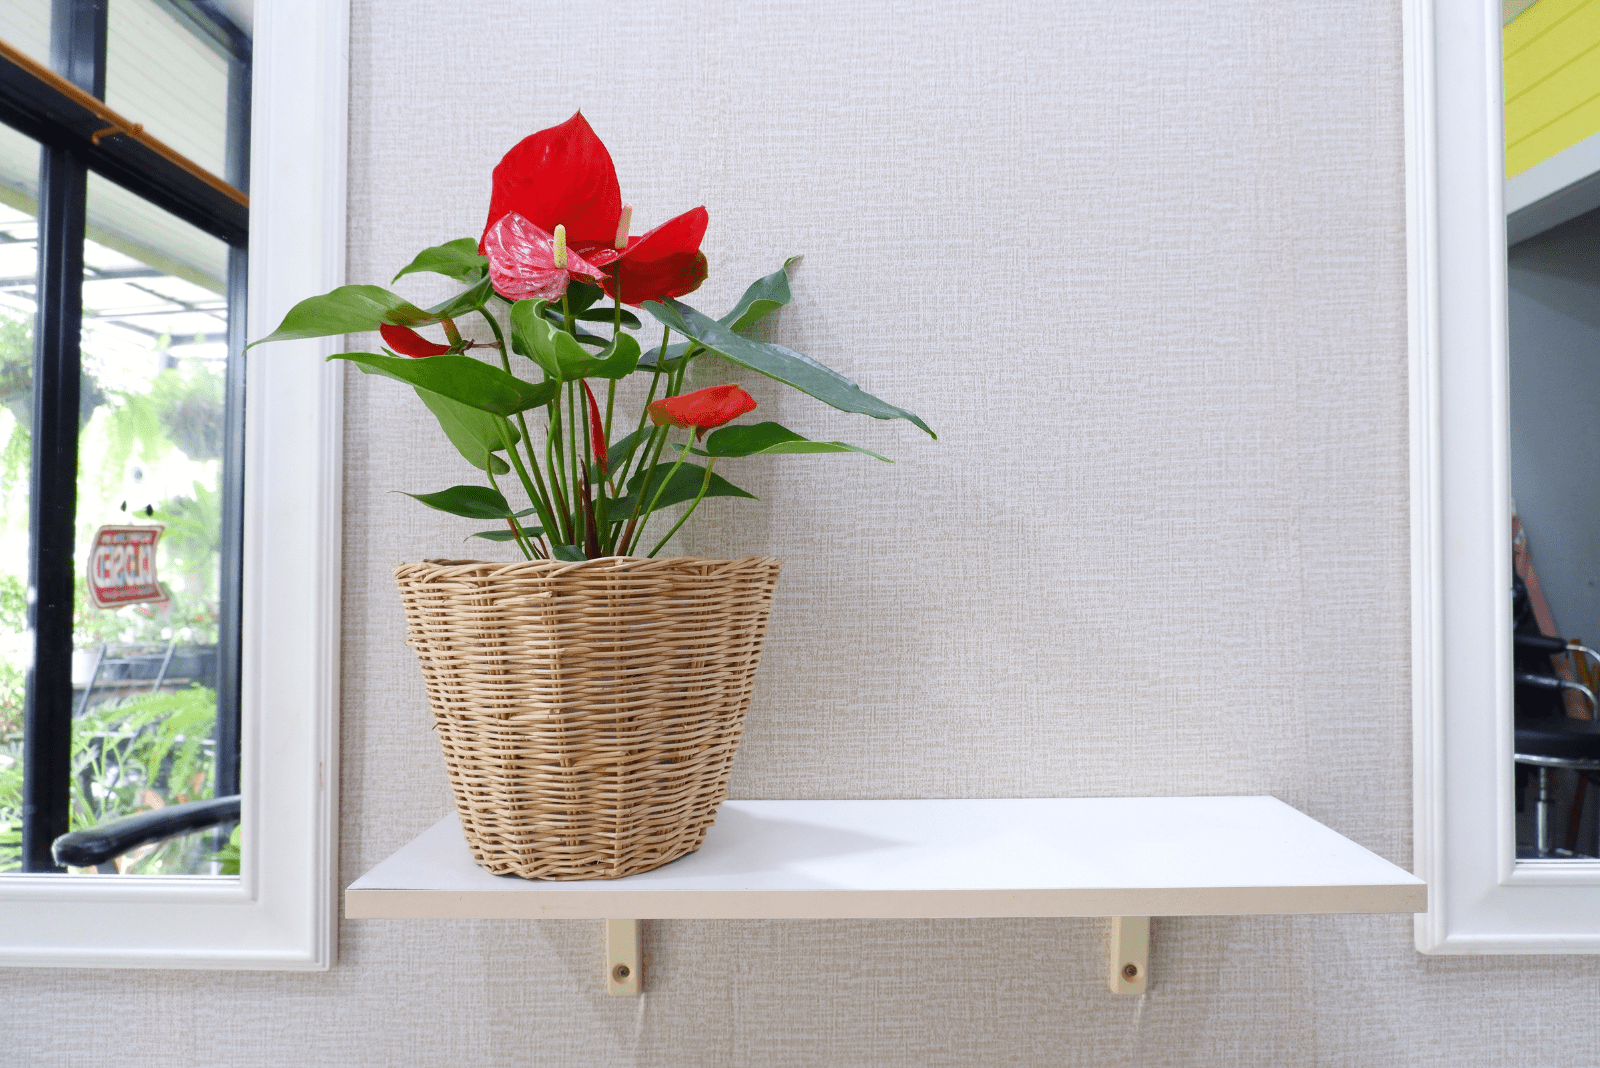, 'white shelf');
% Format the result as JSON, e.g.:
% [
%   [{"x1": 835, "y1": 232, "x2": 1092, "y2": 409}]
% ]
[{"x1": 345, "y1": 797, "x2": 1426, "y2": 920}]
